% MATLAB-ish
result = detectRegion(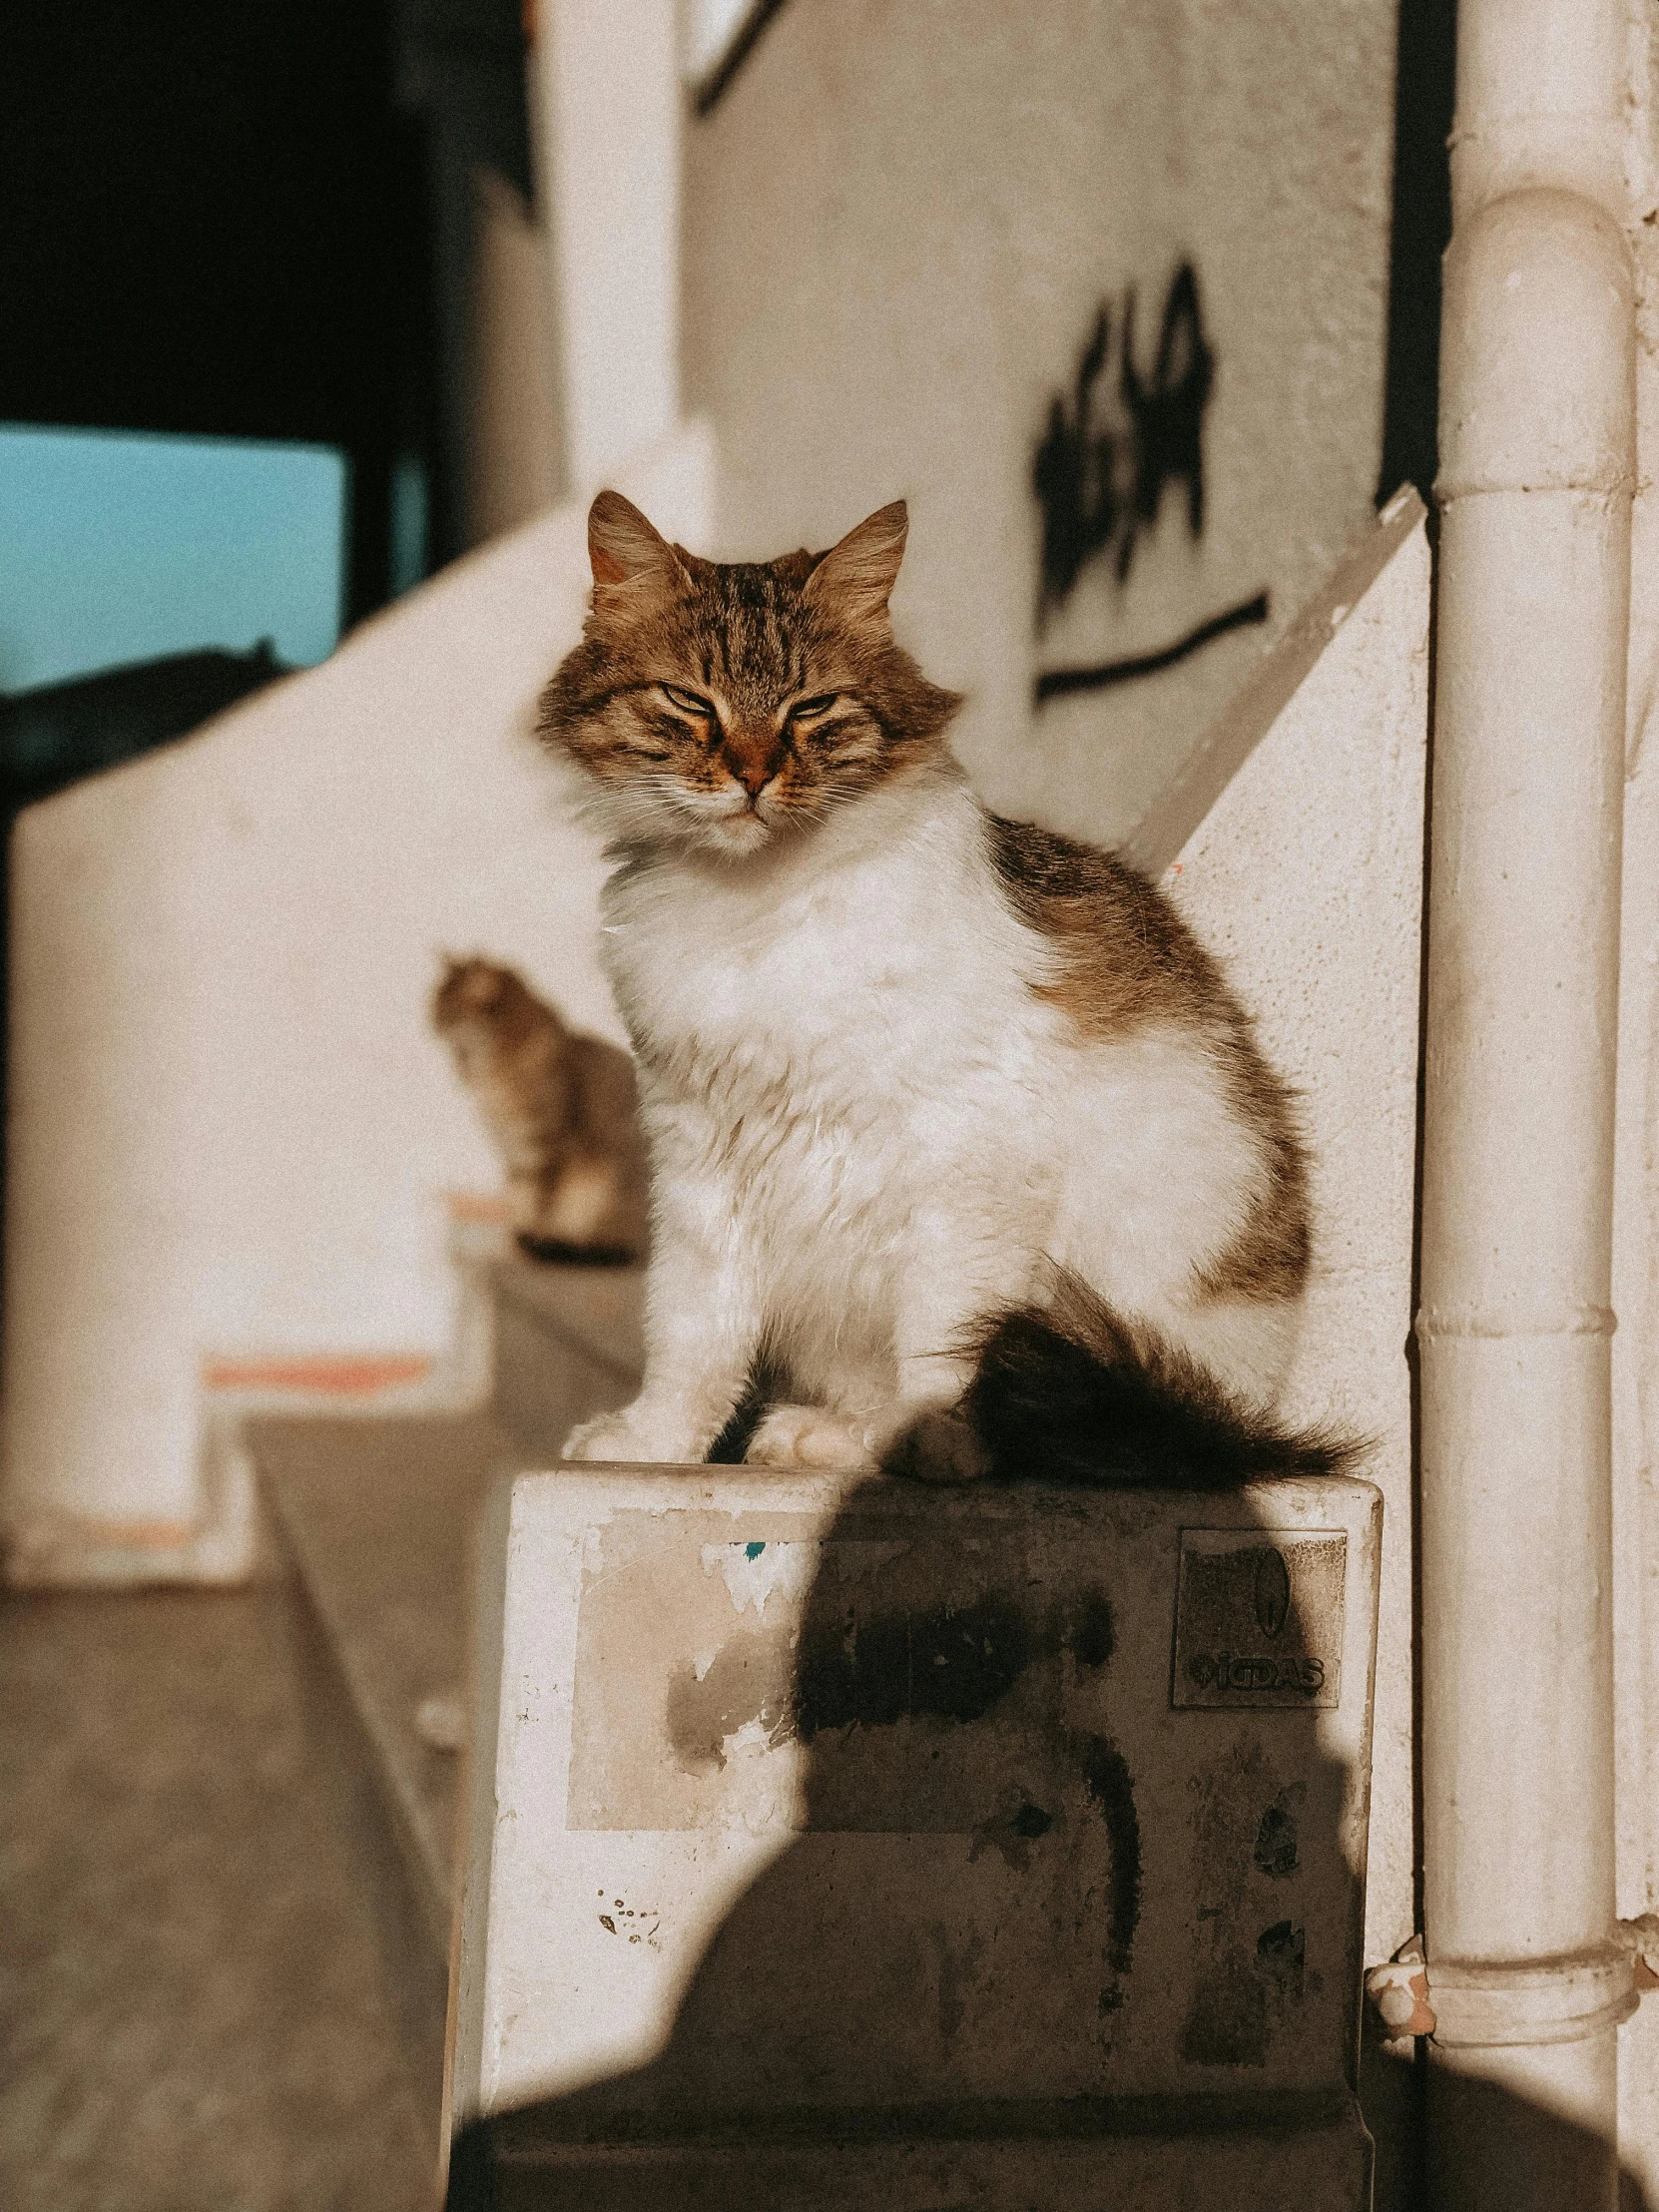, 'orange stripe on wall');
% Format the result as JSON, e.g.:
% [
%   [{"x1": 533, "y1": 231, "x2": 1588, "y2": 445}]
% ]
[
  {"x1": 444, "y1": 1189, "x2": 515, "y2": 1225},
  {"x1": 202, "y1": 1354, "x2": 434, "y2": 1395}
]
